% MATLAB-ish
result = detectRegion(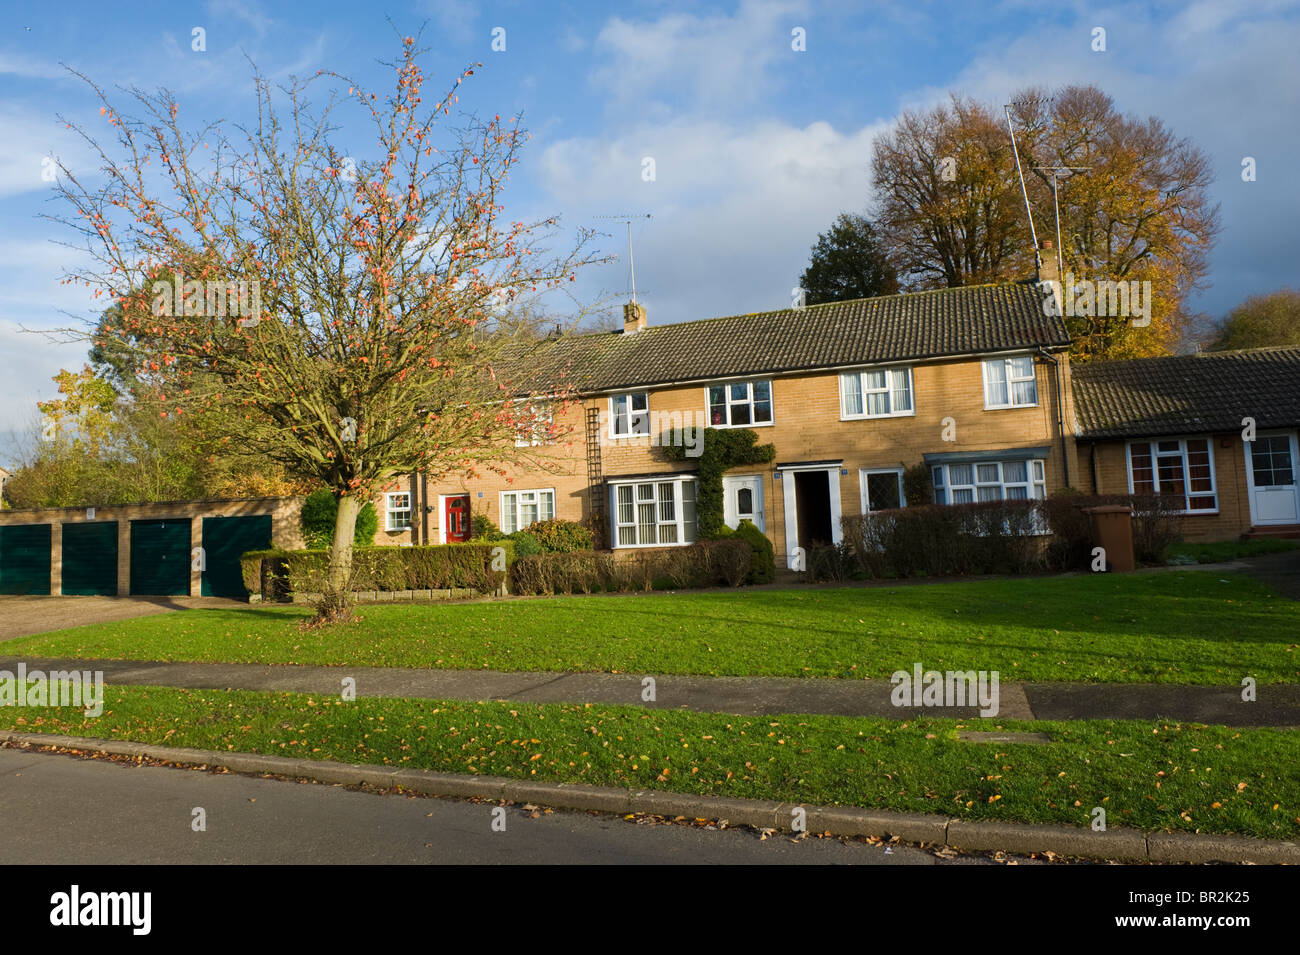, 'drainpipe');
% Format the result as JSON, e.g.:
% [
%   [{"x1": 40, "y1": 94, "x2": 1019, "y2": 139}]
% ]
[{"x1": 1036, "y1": 347, "x2": 1070, "y2": 489}]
